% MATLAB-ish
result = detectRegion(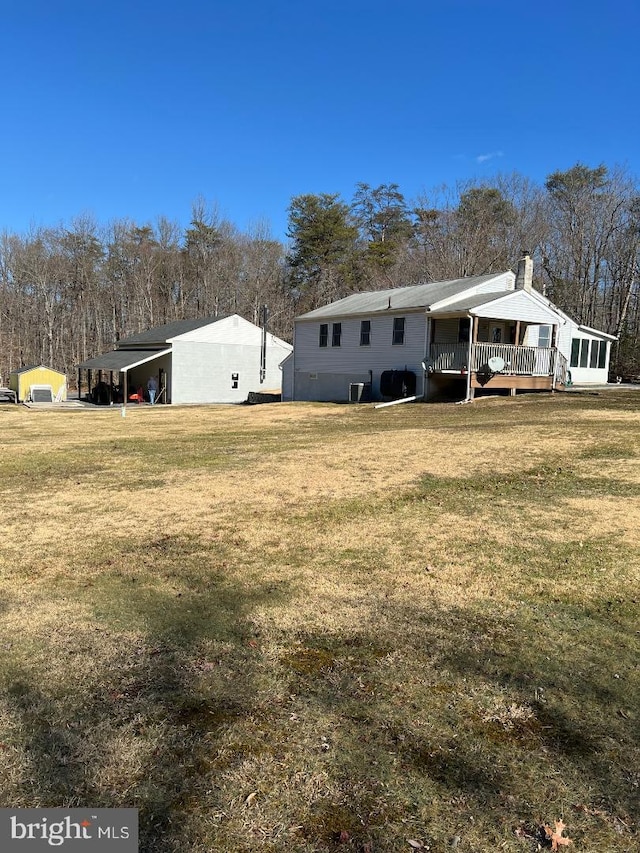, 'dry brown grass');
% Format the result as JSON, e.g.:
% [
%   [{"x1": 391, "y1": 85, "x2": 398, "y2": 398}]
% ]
[{"x1": 0, "y1": 391, "x2": 639, "y2": 852}]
